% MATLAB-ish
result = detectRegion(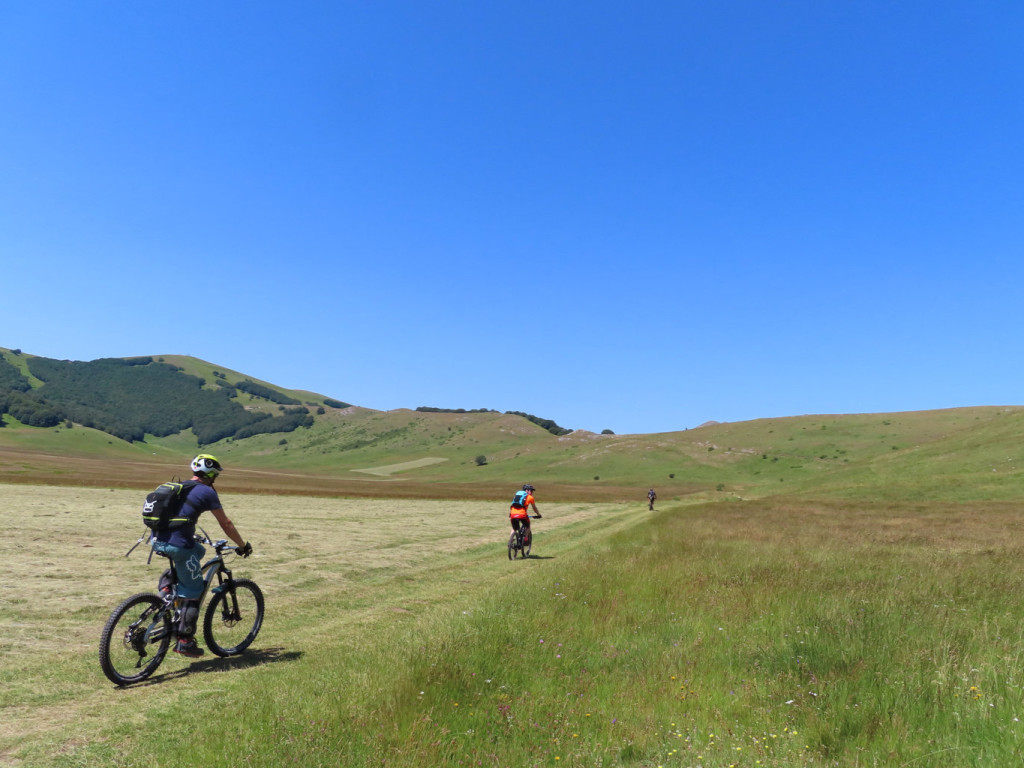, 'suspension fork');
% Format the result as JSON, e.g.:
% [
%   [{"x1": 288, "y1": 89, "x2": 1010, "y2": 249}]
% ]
[{"x1": 208, "y1": 562, "x2": 242, "y2": 620}]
